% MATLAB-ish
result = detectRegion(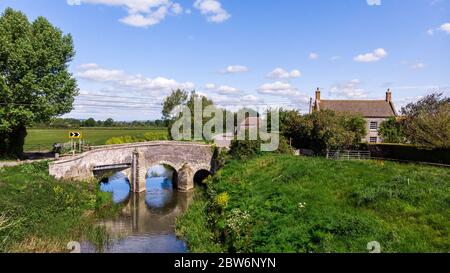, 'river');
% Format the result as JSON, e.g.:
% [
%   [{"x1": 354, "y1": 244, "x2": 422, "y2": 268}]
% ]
[{"x1": 81, "y1": 165, "x2": 193, "y2": 253}]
